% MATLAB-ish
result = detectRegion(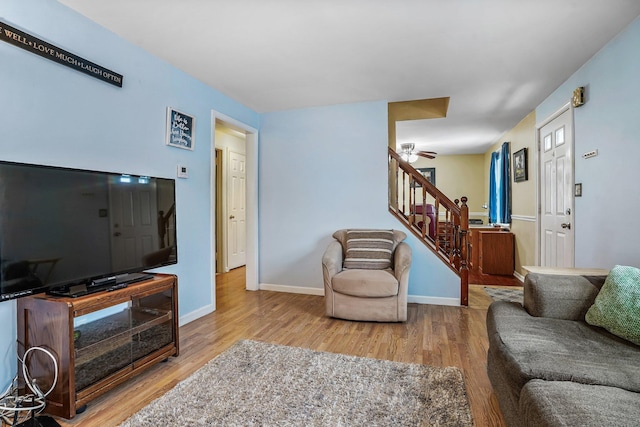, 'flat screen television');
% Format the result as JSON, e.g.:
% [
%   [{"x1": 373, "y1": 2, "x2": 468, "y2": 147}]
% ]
[{"x1": 0, "y1": 160, "x2": 177, "y2": 301}]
